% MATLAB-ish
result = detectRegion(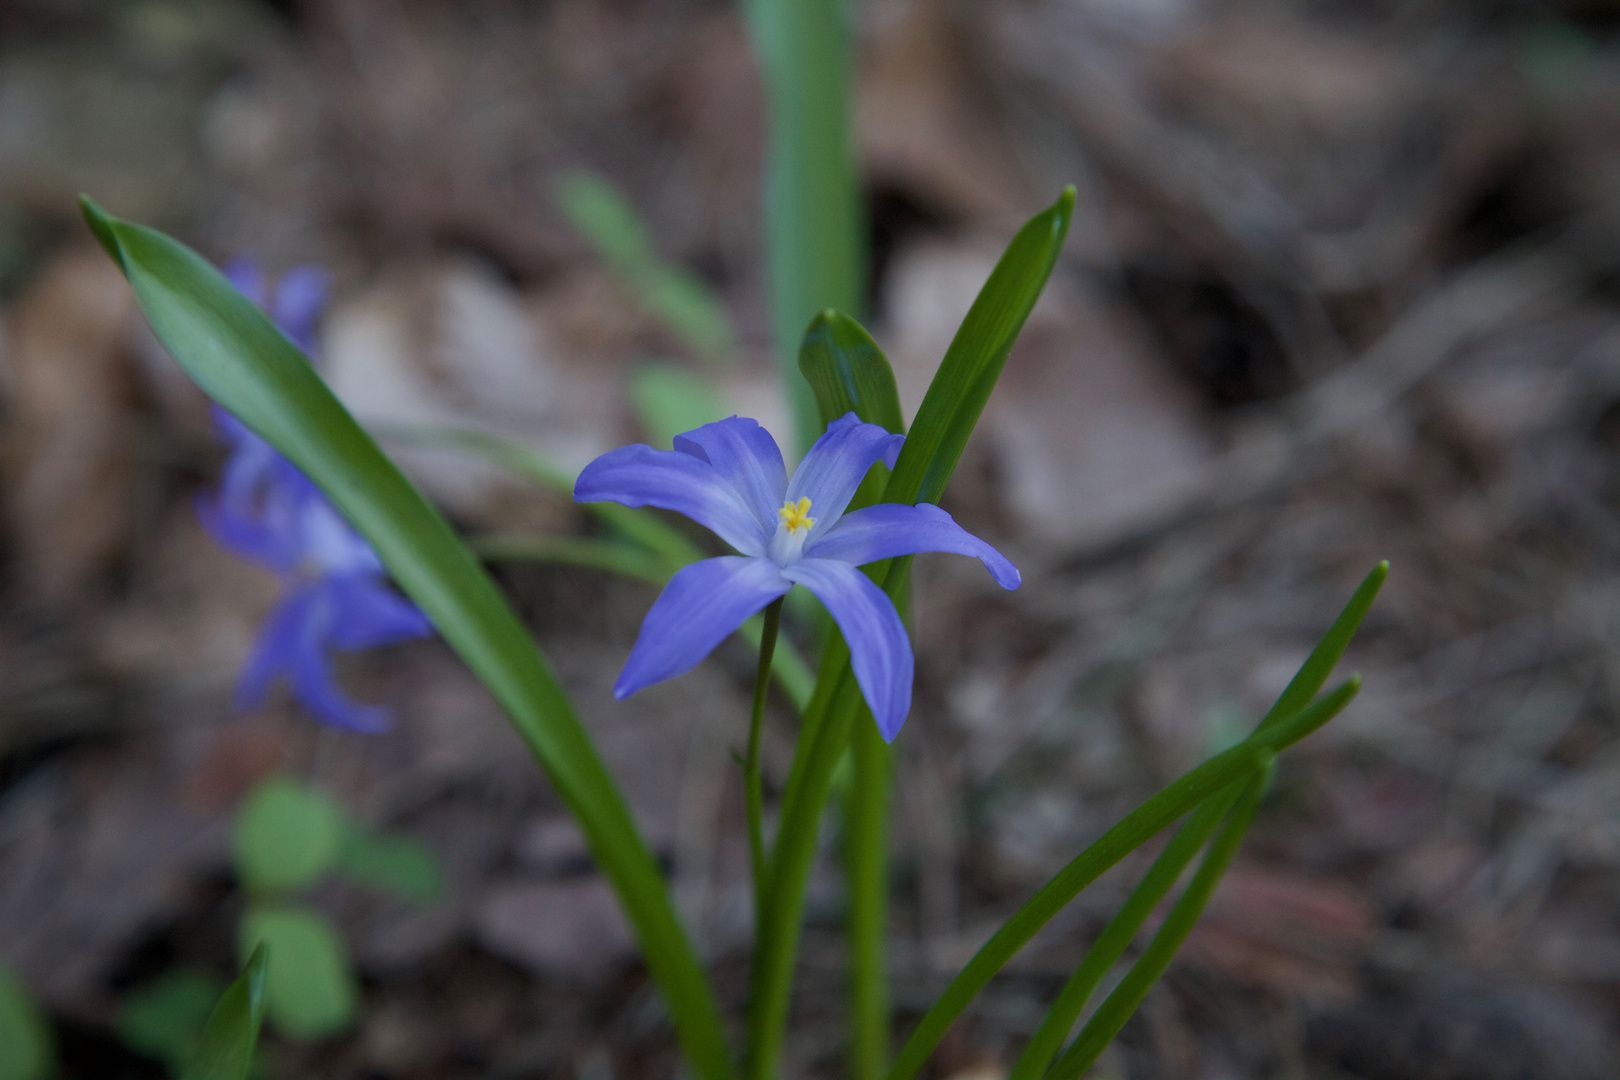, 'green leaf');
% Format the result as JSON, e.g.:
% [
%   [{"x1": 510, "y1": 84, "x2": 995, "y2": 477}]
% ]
[
  {"x1": 337, "y1": 830, "x2": 445, "y2": 906},
  {"x1": 471, "y1": 533, "x2": 673, "y2": 585},
  {"x1": 749, "y1": 191, "x2": 1074, "y2": 1080},
  {"x1": 181, "y1": 945, "x2": 269, "y2": 1080},
  {"x1": 82, "y1": 197, "x2": 735, "y2": 1080},
  {"x1": 233, "y1": 777, "x2": 345, "y2": 895},
  {"x1": 888, "y1": 187, "x2": 1074, "y2": 508},
  {"x1": 798, "y1": 311, "x2": 905, "y2": 435},
  {"x1": 1046, "y1": 762, "x2": 1273, "y2": 1080},
  {"x1": 555, "y1": 171, "x2": 735, "y2": 362},
  {"x1": 745, "y1": 0, "x2": 864, "y2": 450},
  {"x1": 1255, "y1": 561, "x2": 1387, "y2": 736},
  {"x1": 239, "y1": 907, "x2": 357, "y2": 1042},
  {"x1": 0, "y1": 964, "x2": 52, "y2": 1080},
  {"x1": 629, "y1": 364, "x2": 730, "y2": 450},
  {"x1": 120, "y1": 969, "x2": 225, "y2": 1074},
  {"x1": 885, "y1": 680, "x2": 1359, "y2": 1080}
]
